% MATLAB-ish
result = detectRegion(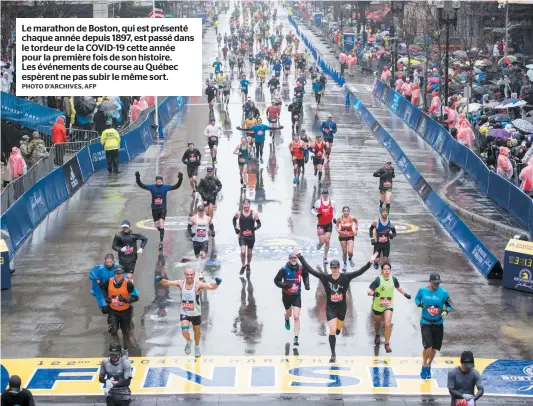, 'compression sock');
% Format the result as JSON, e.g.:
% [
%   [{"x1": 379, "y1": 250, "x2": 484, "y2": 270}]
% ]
[
  {"x1": 386, "y1": 203, "x2": 391, "y2": 211},
  {"x1": 336, "y1": 329, "x2": 341, "y2": 336},
  {"x1": 318, "y1": 172, "x2": 322, "y2": 182},
  {"x1": 379, "y1": 200, "x2": 384, "y2": 208},
  {"x1": 159, "y1": 228, "x2": 165, "y2": 242},
  {"x1": 328, "y1": 335, "x2": 336, "y2": 354}
]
